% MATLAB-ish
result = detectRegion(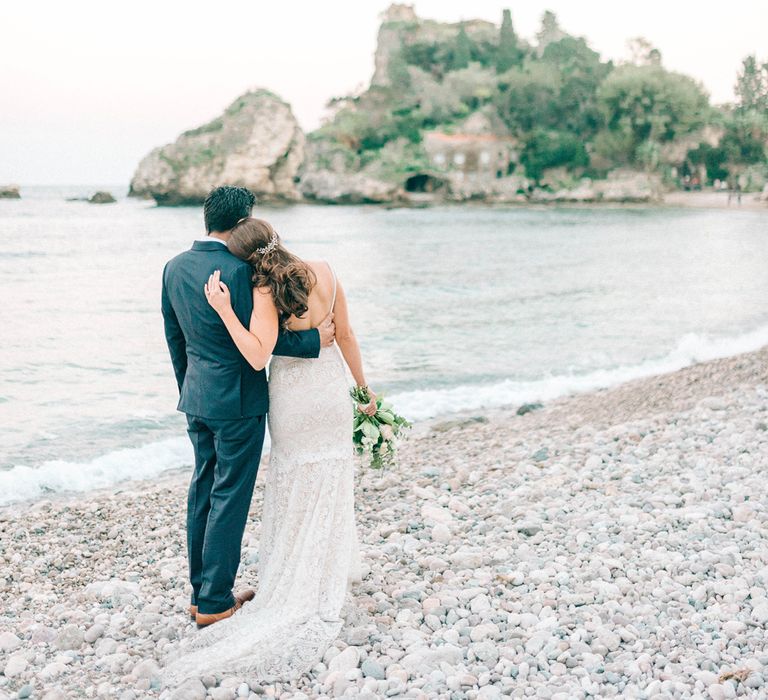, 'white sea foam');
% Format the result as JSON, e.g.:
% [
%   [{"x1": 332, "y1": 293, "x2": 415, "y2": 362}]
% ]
[
  {"x1": 2, "y1": 324, "x2": 766, "y2": 506},
  {"x1": 0, "y1": 432, "x2": 277, "y2": 507},
  {"x1": 389, "y1": 324, "x2": 768, "y2": 422},
  {"x1": 0, "y1": 437, "x2": 193, "y2": 507}
]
